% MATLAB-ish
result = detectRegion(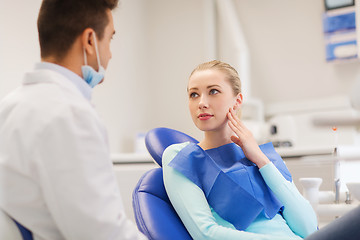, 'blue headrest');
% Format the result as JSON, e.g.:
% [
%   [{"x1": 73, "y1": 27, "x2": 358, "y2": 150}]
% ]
[
  {"x1": 133, "y1": 168, "x2": 192, "y2": 240},
  {"x1": 13, "y1": 219, "x2": 33, "y2": 240},
  {"x1": 145, "y1": 127, "x2": 199, "y2": 167}
]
